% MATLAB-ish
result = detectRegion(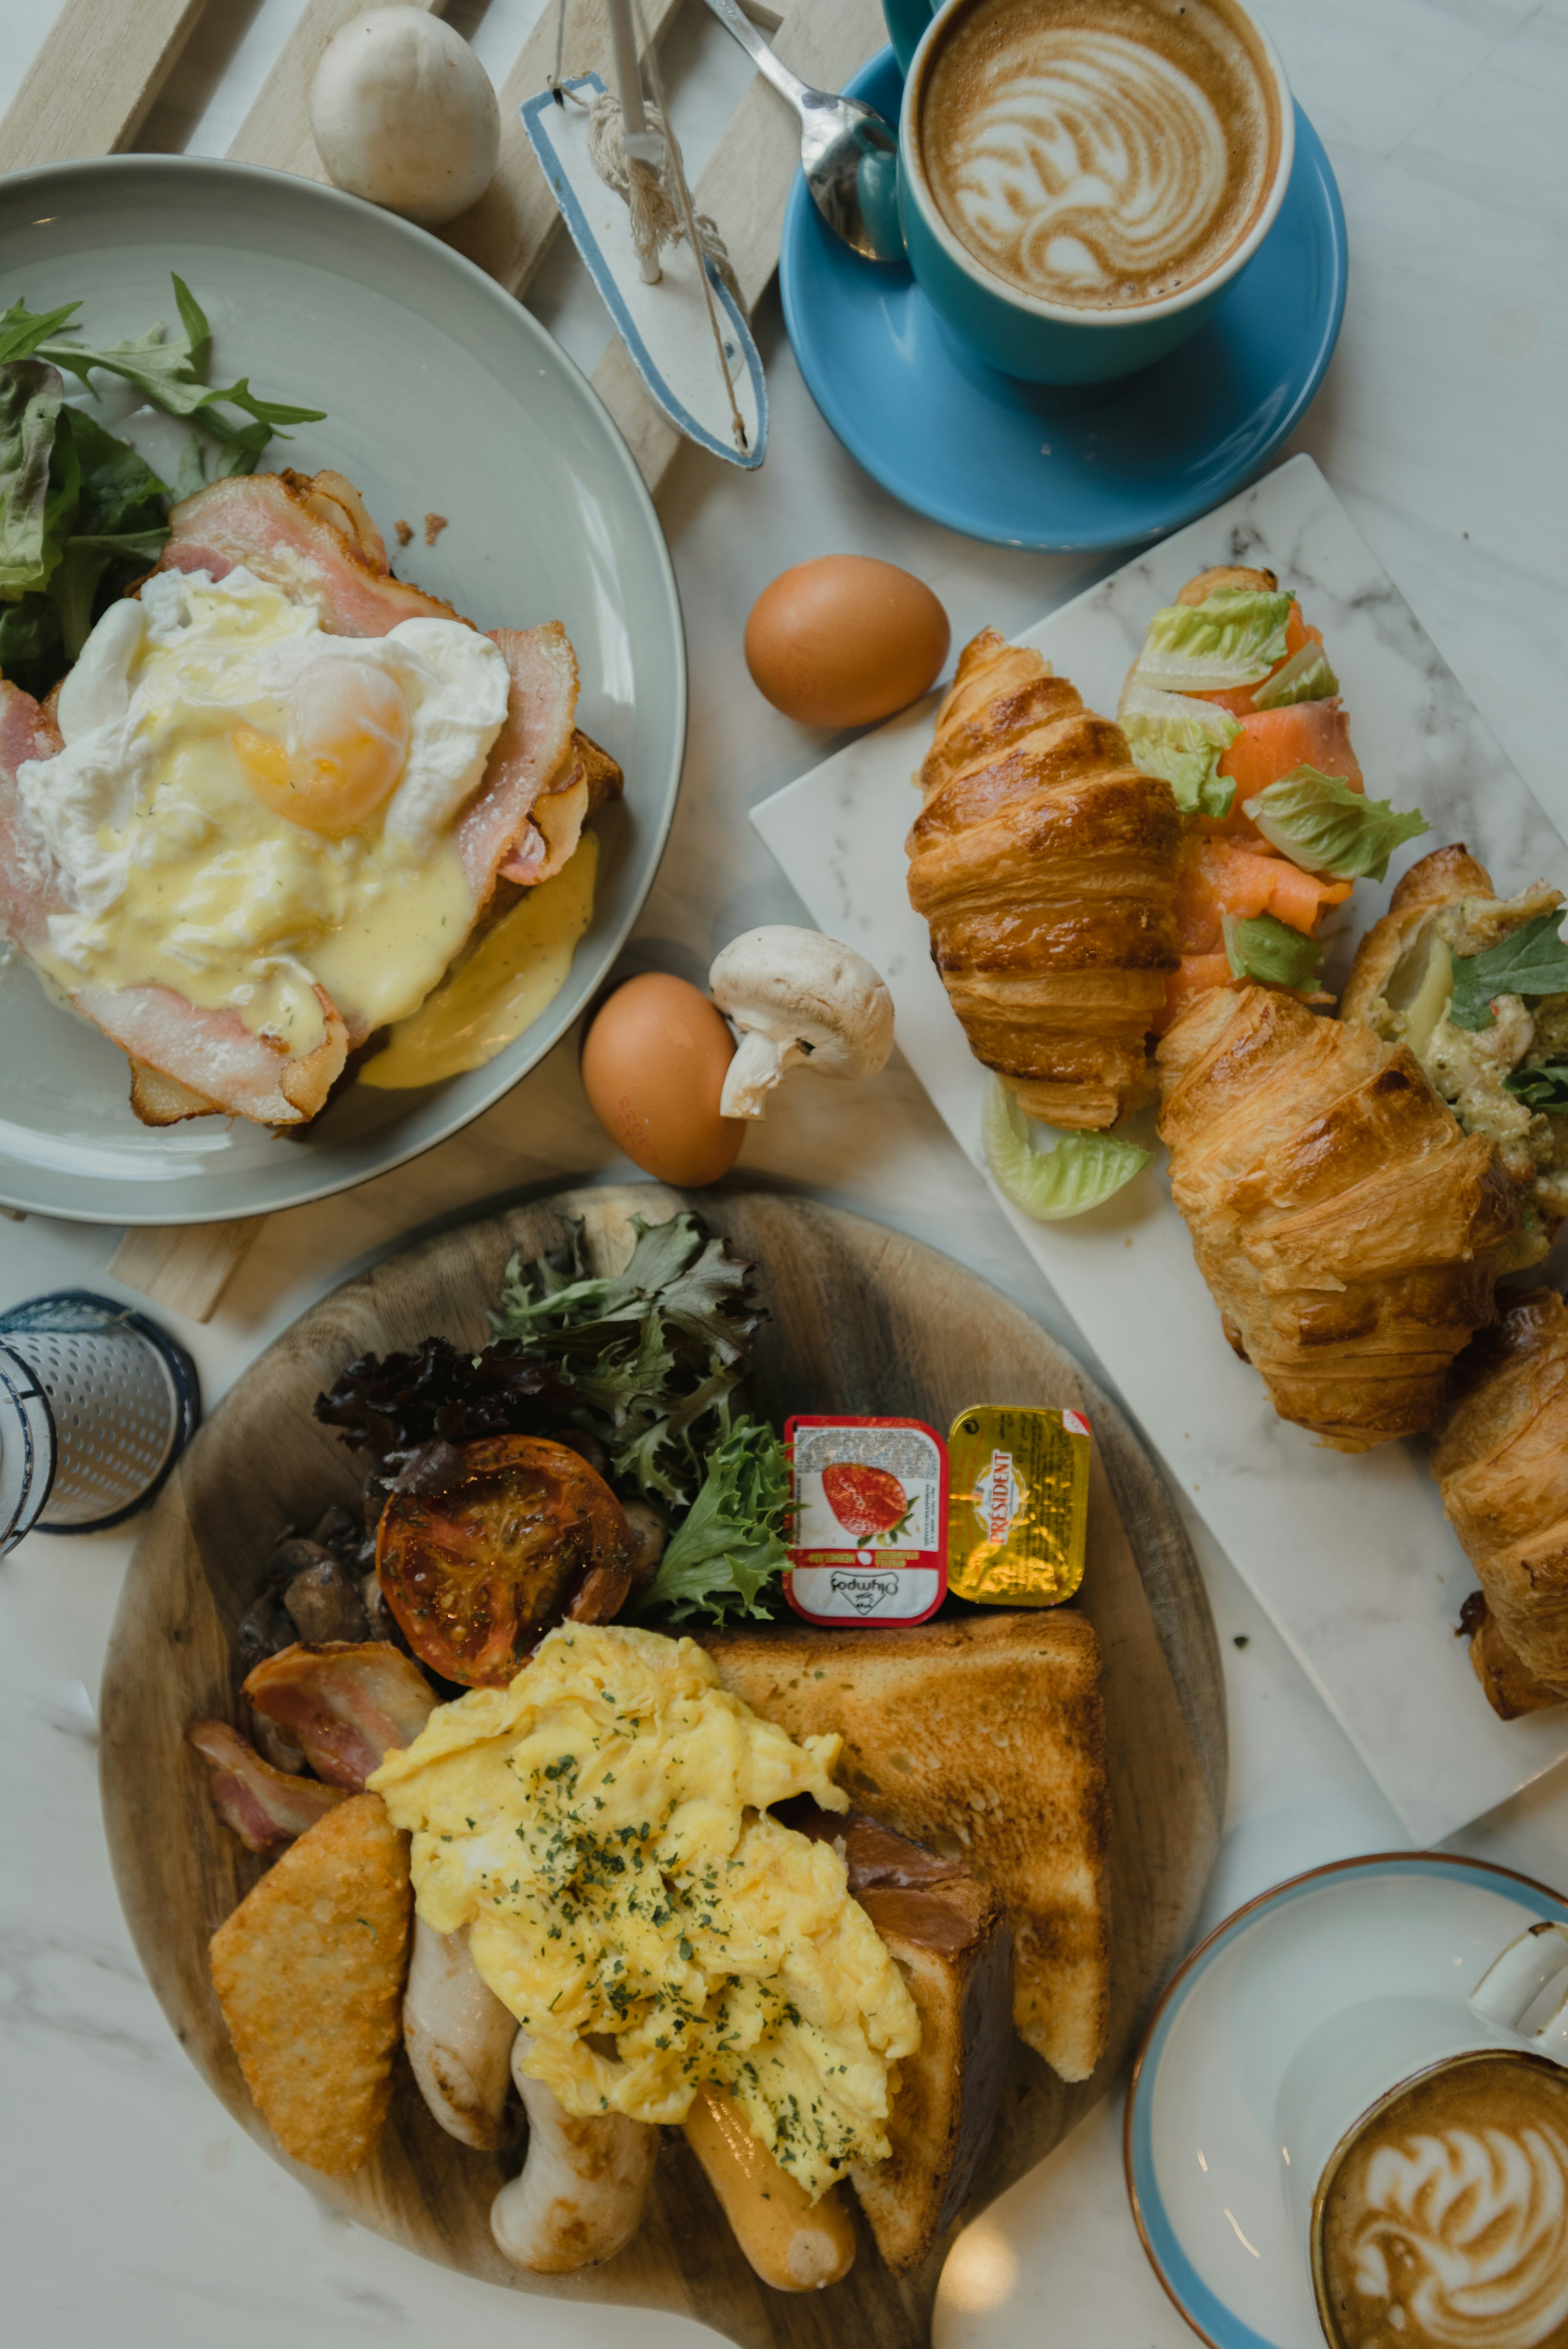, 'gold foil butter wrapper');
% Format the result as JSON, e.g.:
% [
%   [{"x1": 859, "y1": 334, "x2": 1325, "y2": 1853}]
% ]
[{"x1": 947, "y1": 1405, "x2": 1090, "y2": 1607}]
